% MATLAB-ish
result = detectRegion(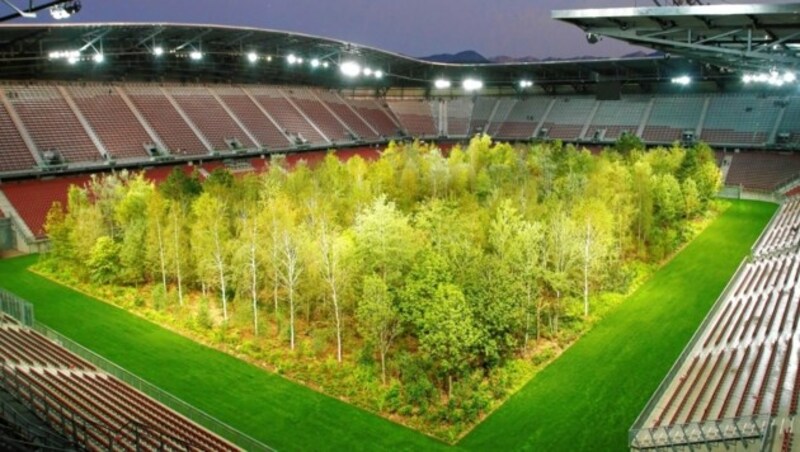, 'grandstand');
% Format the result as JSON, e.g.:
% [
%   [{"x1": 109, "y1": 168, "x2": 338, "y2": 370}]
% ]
[
  {"x1": 0, "y1": 3, "x2": 799, "y2": 450},
  {"x1": 0, "y1": 302, "x2": 242, "y2": 451},
  {"x1": 630, "y1": 197, "x2": 800, "y2": 450}
]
